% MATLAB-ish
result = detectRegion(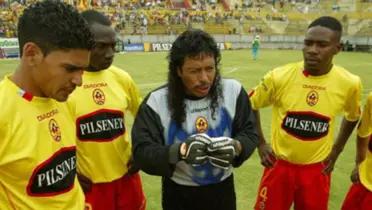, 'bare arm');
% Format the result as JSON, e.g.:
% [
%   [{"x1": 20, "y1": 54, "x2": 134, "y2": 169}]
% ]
[
  {"x1": 350, "y1": 135, "x2": 369, "y2": 183},
  {"x1": 322, "y1": 117, "x2": 358, "y2": 174},
  {"x1": 253, "y1": 110, "x2": 276, "y2": 168}
]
